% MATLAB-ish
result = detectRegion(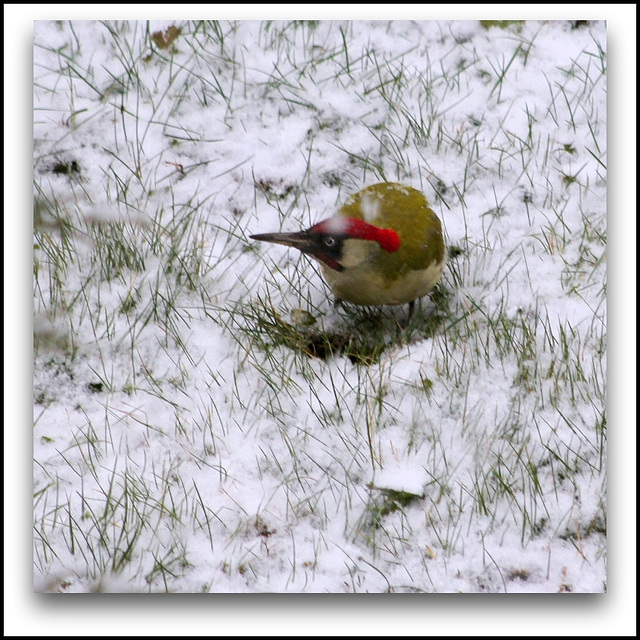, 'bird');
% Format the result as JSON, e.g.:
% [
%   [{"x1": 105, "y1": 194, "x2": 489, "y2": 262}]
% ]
[{"x1": 250, "y1": 182, "x2": 445, "y2": 316}]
